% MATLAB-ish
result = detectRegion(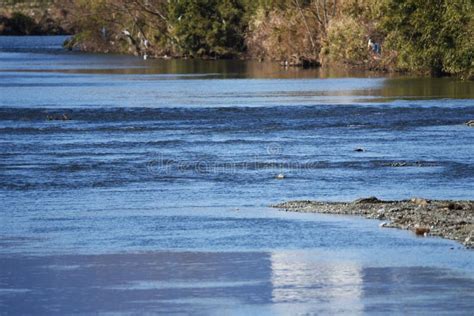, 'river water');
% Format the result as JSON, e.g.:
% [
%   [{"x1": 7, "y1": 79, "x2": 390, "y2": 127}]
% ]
[{"x1": 0, "y1": 36, "x2": 473, "y2": 314}]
